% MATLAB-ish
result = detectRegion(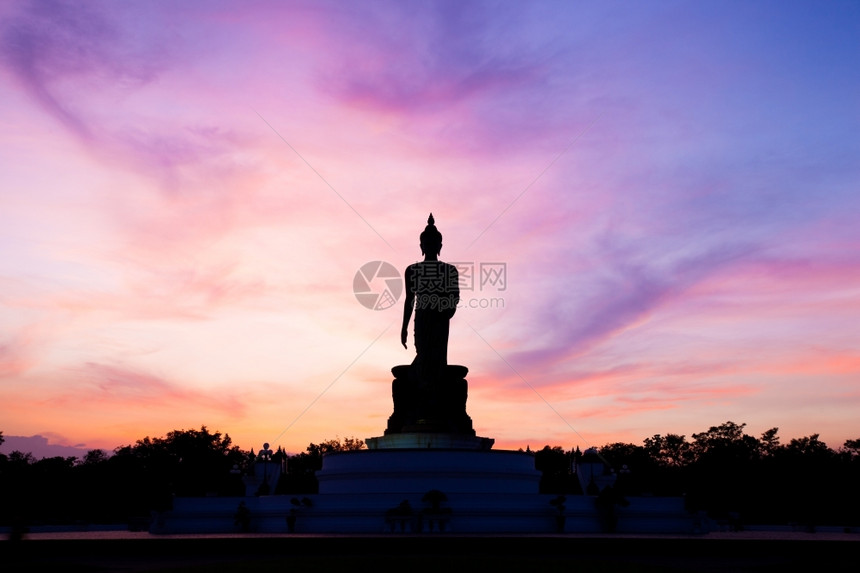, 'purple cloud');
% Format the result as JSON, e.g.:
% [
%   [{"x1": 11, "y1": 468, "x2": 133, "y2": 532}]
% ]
[
  {"x1": 505, "y1": 239, "x2": 757, "y2": 375},
  {"x1": 0, "y1": 434, "x2": 90, "y2": 460},
  {"x1": 0, "y1": 1, "x2": 249, "y2": 197},
  {"x1": 1, "y1": 1, "x2": 160, "y2": 139},
  {"x1": 74, "y1": 362, "x2": 247, "y2": 417}
]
